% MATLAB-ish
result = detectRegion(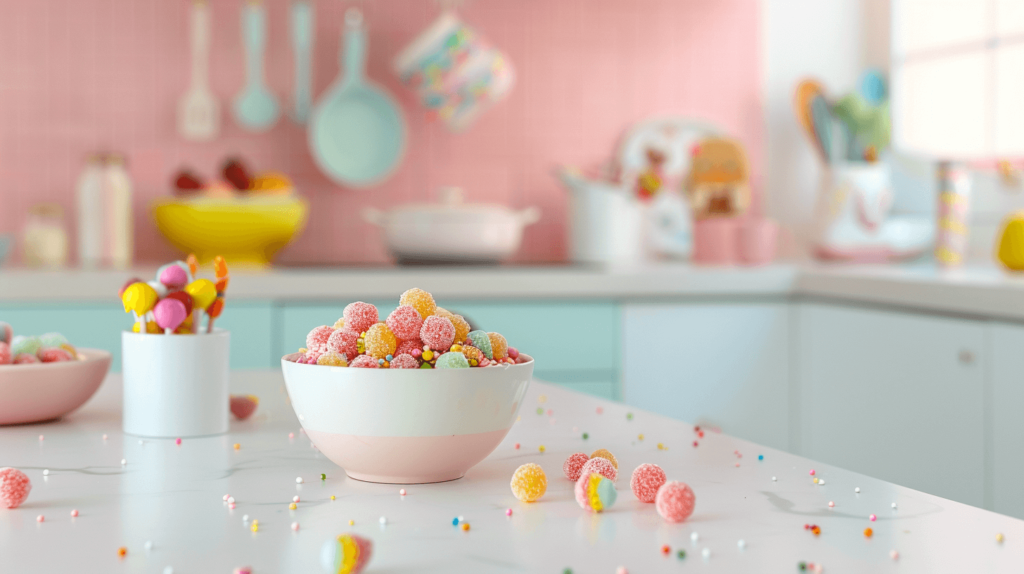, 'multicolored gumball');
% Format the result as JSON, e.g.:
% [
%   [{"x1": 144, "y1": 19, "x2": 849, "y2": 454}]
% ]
[
  {"x1": 389, "y1": 354, "x2": 419, "y2": 369},
  {"x1": 343, "y1": 302, "x2": 379, "y2": 335},
  {"x1": 349, "y1": 355, "x2": 379, "y2": 369},
  {"x1": 655, "y1": 481, "x2": 696, "y2": 522},
  {"x1": 385, "y1": 305, "x2": 423, "y2": 341},
  {"x1": 578, "y1": 456, "x2": 617, "y2": 483},
  {"x1": 435, "y1": 351, "x2": 469, "y2": 369},
  {"x1": 307, "y1": 326, "x2": 337, "y2": 356},
  {"x1": 420, "y1": 316, "x2": 455, "y2": 351},
  {"x1": 328, "y1": 328, "x2": 359, "y2": 360},
  {"x1": 563, "y1": 452, "x2": 590, "y2": 482},
  {"x1": 230, "y1": 395, "x2": 259, "y2": 420},
  {"x1": 399, "y1": 288, "x2": 436, "y2": 319},
  {"x1": 510, "y1": 463, "x2": 547, "y2": 502},
  {"x1": 630, "y1": 463, "x2": 667, "y2": 503},
  {"x1": 0, "y1": 467, "x2": 31, "y2": 509},
  {"x1": 590, "y1": 448, "x2": 619, "y2": 469},
  {"x1": 575, "y1": 469, "x2": 618, "y2": 513},
  {"x1": 364, "y1": 323, "x2": 398, "y2": 360},
  {"x1": 488, "y1": 332, "x2": 509, "y2": 360},
  {"x1": 320, "y1": 533, "x2": 373, "y2": 574},
  {"x1": 467, "y1": 330, "x2": 492, "y2": 359}
]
